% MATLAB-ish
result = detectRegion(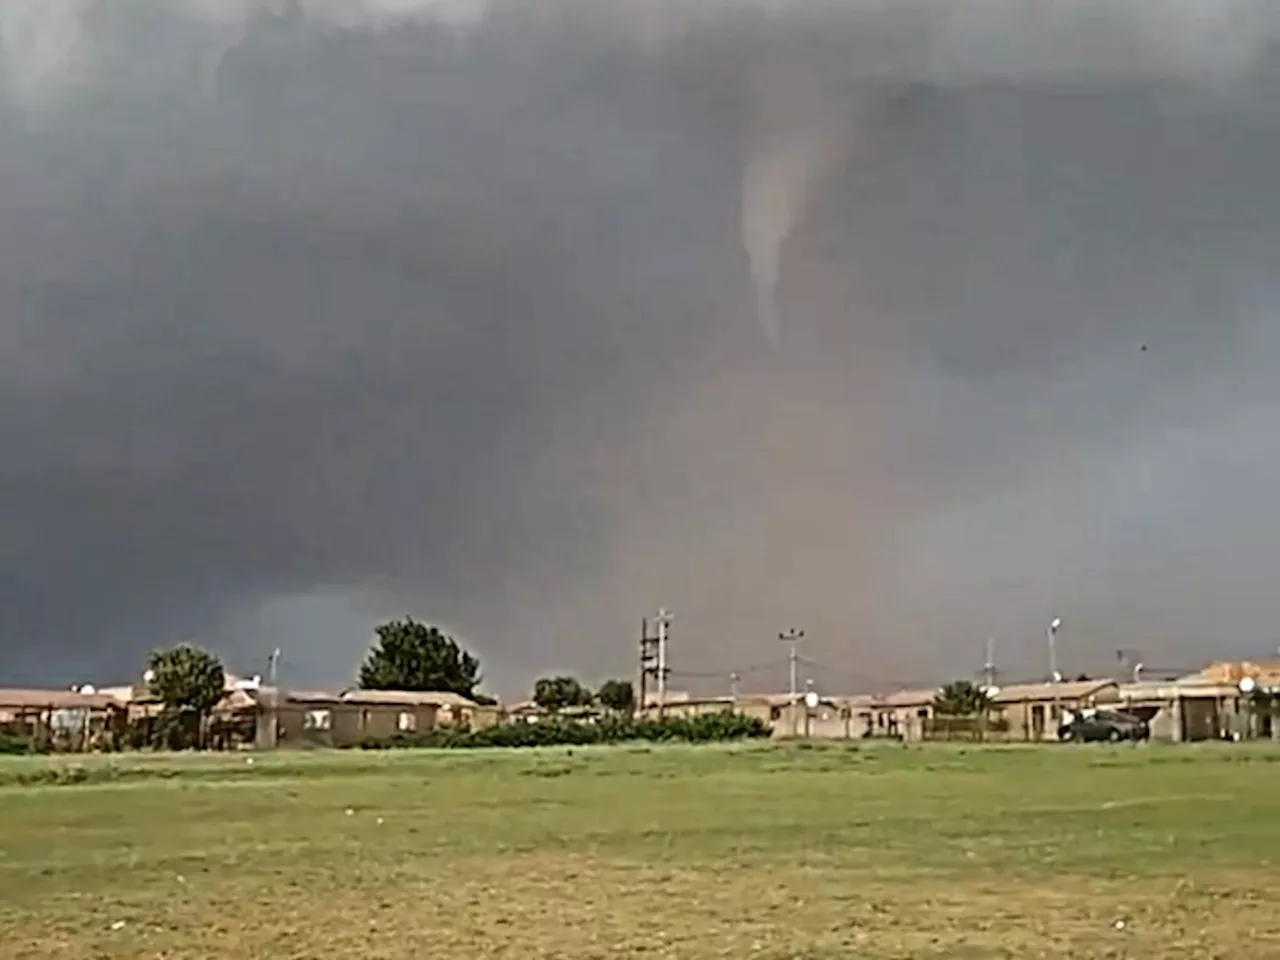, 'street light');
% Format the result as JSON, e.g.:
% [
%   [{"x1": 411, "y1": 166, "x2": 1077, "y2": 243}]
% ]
[
  {"x1": 1047, "y1": 617, "x2": 1063, "y2": 734},
  {"x1": 1047, "y1": 617, "x2": 1063, "y2": 684}
]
